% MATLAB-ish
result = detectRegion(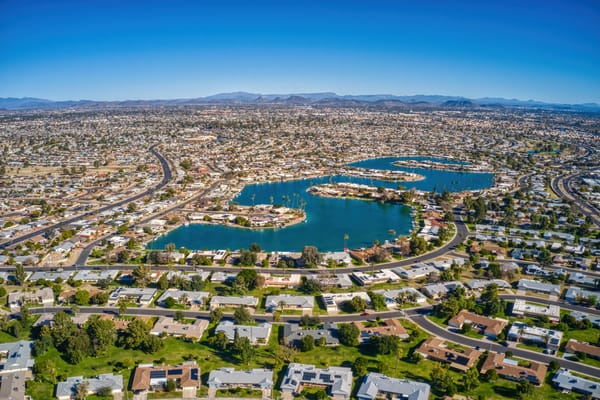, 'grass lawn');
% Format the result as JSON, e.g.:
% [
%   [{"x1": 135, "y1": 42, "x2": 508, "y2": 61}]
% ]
[{"x1": 516, "y1": 342, "x2": 546, "y2": 353}]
